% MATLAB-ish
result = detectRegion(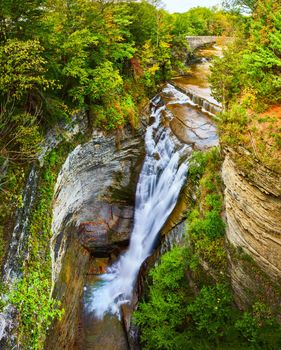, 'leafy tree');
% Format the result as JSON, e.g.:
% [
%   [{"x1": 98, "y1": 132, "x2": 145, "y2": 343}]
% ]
[
  {"x1": 235, "y1": 302, "x2": 281, "y2": 347},
  {"x1": 171, "y1": 7, "x2": 238, "y2": 37},
  {"x1": 242, "y1": 1, "x2": 281, "y2": 103},
  {"x1": 0, "y1": 39, "x2": 52, "y2": 102},
  {"x1": 0, "y1": 0, "x2": 47, "y2": 41},
  {"x1": 0, "y1": 113, "x2": 42, "y2": 163},
  {"x1": 209, "y1": 41, "x2": 245, "y2": 107},
  {"x1": 0, "y1": 39, "x2": 51, "y2": 165},
  {"x1": 212, "y1": 0, "x2": 281, "y2": 107},
  {"x1": 223, "y1": 0, "x2": 257, "y2": 13},
  {"x1": 128, "y1": 1, "x2": 159, "y2": 46}
]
